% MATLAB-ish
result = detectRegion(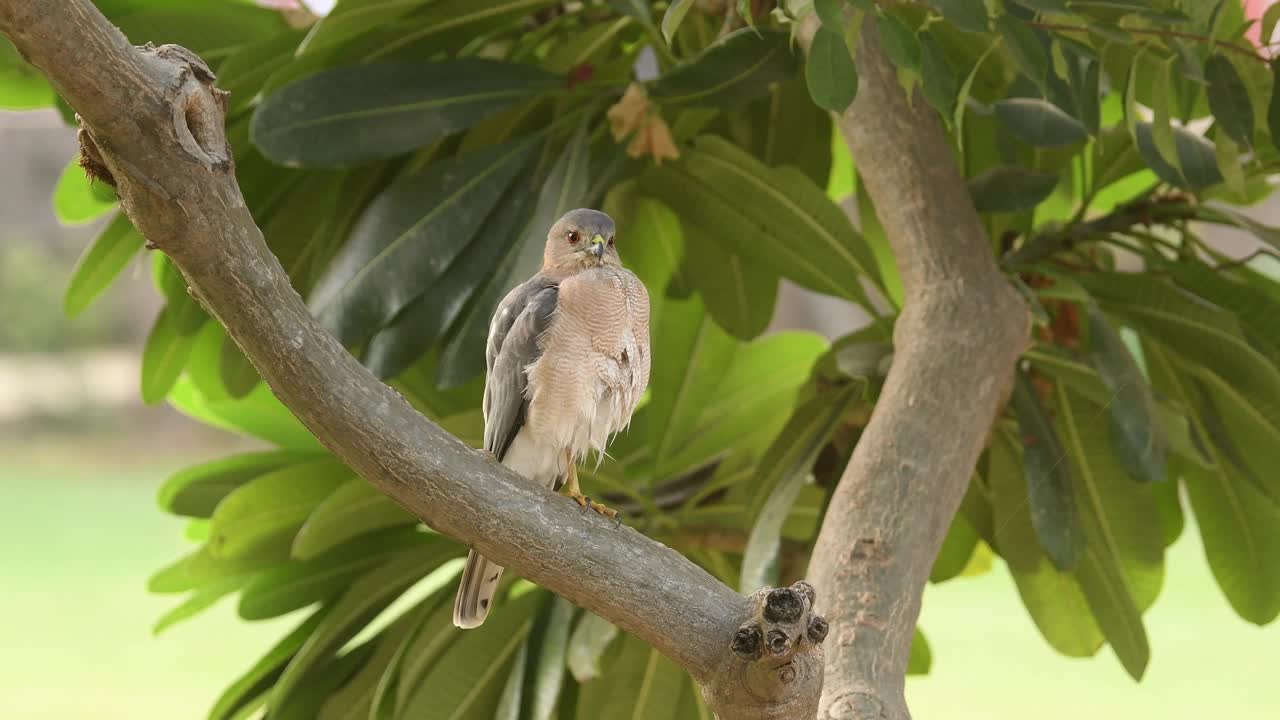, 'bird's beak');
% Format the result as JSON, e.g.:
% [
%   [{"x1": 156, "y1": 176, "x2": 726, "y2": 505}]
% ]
[{"x1": 590, "y1": 235, "x2": 606, "y2": 259}]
